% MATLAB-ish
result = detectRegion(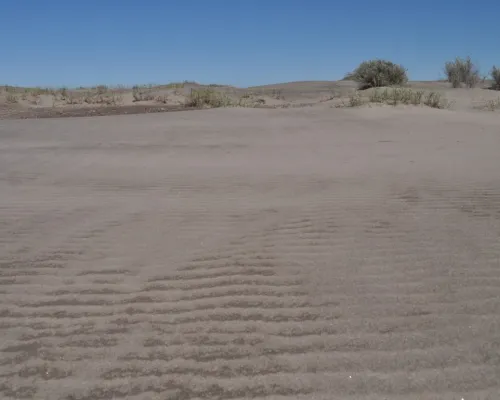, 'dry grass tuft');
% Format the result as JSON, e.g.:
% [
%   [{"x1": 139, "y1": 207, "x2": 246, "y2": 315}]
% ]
[
  {"x1": 271, "y1": 89, "x2": 285, "y2": 100},
  {"x1": 337, "y1": 88, "x2": 452, "y2": 110},
  {"x1": 82, "y1": 91, "x2": 123, "y2": 106},
  {"x1": 6, "y1": 93, "x2": 18, "y2": 103},
  {"x1": 336, "y1": 91, "x2": 365, "y2": 108},
  {"x1": 475, "y1": 98, "x2": 500, "y2": 111},
  {"x1": 369, "y1": 88, "x2": 424, "y2": 105},
  {"x1": 132, "y1": 86, "x2": 155, "y2": 102},
  {"x1": 185, "y1": 89, "x2": 233, "y2": 108},
  {"x1": 155, "y1": 95, "x2": 169, "y2": 104}
]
